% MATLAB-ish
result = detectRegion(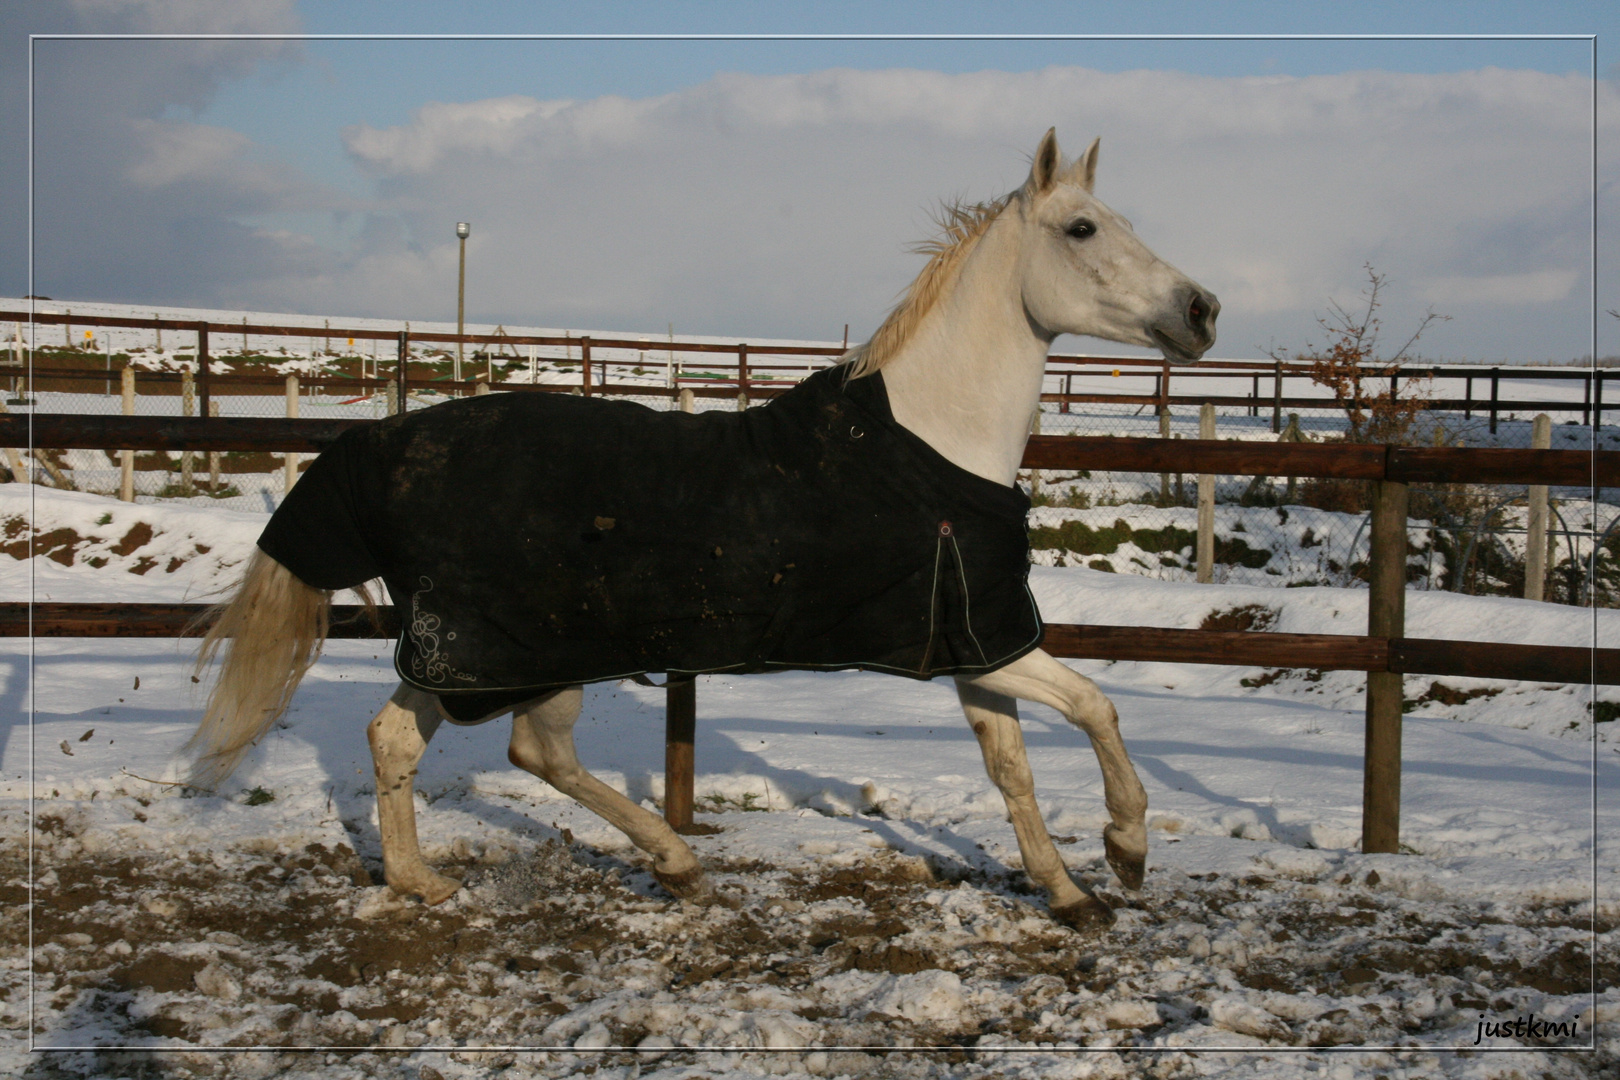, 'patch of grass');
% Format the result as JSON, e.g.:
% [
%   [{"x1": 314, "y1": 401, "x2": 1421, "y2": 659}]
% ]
[
  {"x1": 1590, "y1": 701, "x2": 1620, "y2": 724},
  {"x1": 1028, "y1": 517, "x2": 1273, "y2": 569},
  {"x1": 1240, "y1": 669, "x2": 1287, "y2": 689},
  {"x1": 700, "y1": 791, "x2": 768, "y2": 813},
  {"x1": 242, "y1": 787, "x2": 275, "y2": 806},
  {"x1": 1030, "y1": 487, "x2": 1092, "y2": 509},
  {"x1": 1200, "y1": 604, "x2": 1280, "y2": 633},
  {"x1": 1409, "y1": 682, "x2": 1504, "y2": 710}
]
